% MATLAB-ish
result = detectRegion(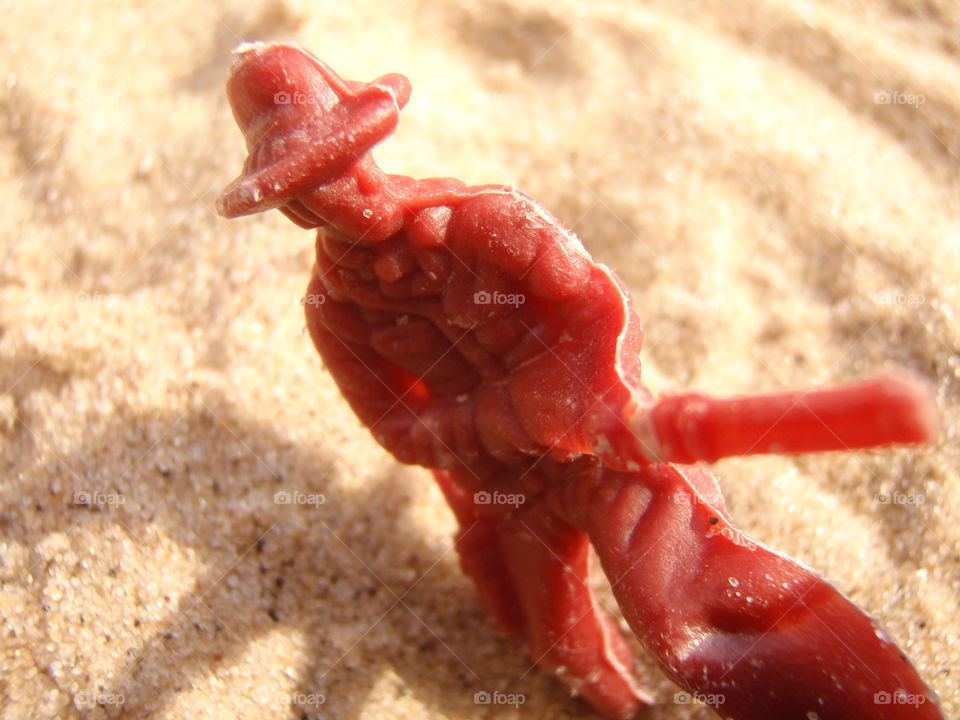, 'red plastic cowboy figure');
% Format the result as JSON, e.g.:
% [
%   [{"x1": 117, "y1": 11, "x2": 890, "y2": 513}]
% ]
[{"x1": 219, "y1": 43, "x2": 942, "y2": 720}]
